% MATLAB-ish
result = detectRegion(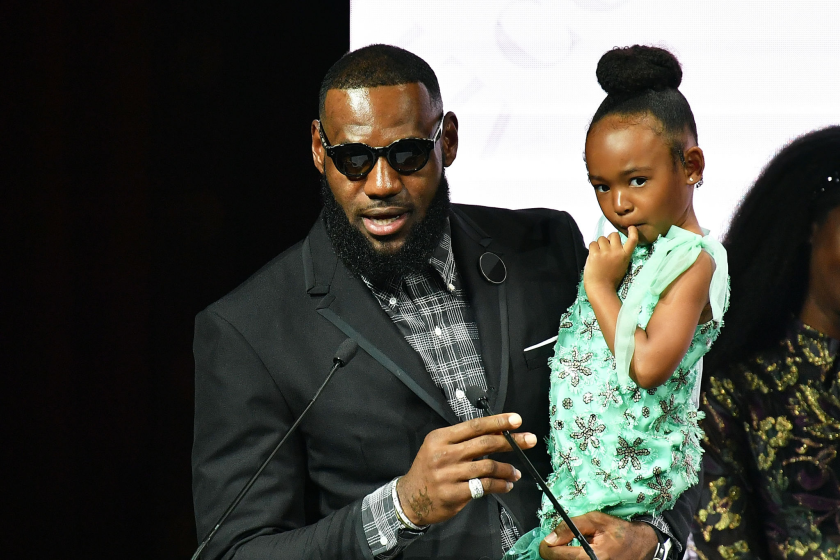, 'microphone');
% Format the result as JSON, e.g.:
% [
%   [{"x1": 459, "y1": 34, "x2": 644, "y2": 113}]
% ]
[
  {"x1": 466, "y1": 385, "x2": 599, "y2": 560},
  {"x1": 334, "y1": 338, "x2": 359, "y2": 367},
  {"x1": 191, "y1": 338, "x2": 360, "y2": 560}
]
